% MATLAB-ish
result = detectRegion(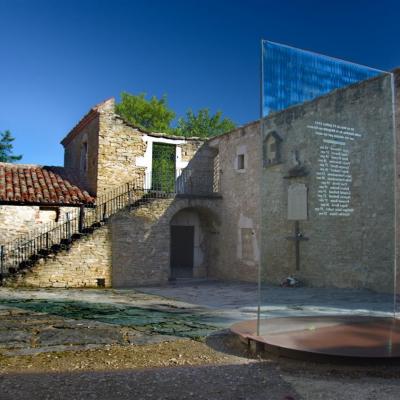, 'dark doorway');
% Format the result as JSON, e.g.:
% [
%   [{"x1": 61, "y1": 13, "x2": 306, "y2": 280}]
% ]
[
  {"x1": 170, "y1": 225, "x2": 194, "y2": 278},
  {"x1": 152, "y1": 143, "x2": 176, "y2": 192}
]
